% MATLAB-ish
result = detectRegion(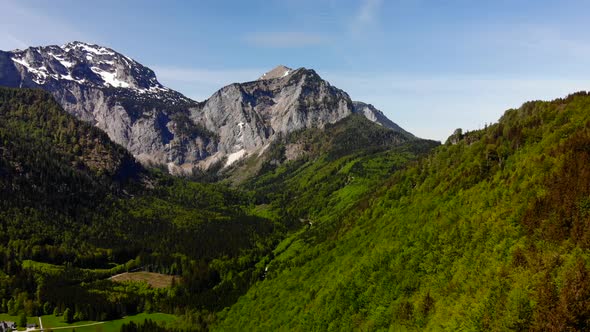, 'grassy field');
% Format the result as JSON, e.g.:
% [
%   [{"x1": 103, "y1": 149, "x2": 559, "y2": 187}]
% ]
[
  {"x1": 0, "y1": 312, "x2": 178, "y2": 332},
  {"x1": 53, "y1": 313, "x2": 178, "y2": 332},
  {"x1": 40, "y1": 314, "x2": 97, "y2": 329},
  {"x1": 0, "y1": 313, "x2": 40, "y2": 330},
  {"x1": 110, "y1": 272, "x2": 177, "y2": 288}
]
